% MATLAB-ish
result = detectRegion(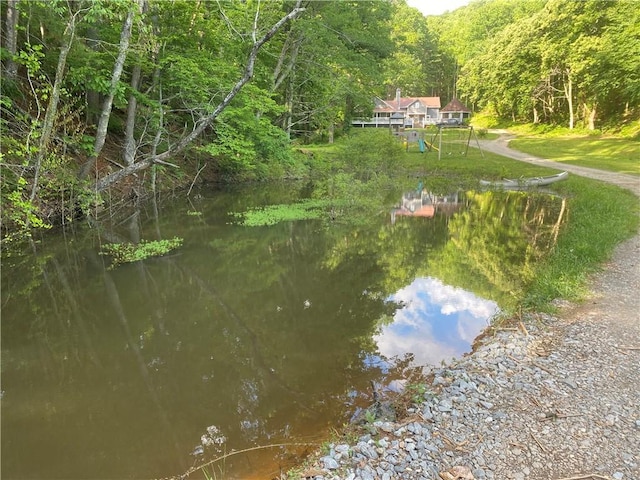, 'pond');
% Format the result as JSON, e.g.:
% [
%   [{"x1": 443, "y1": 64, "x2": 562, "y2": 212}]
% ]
[{"x1": 0, "y1": 181, "x2": 566, "y2": 479}]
